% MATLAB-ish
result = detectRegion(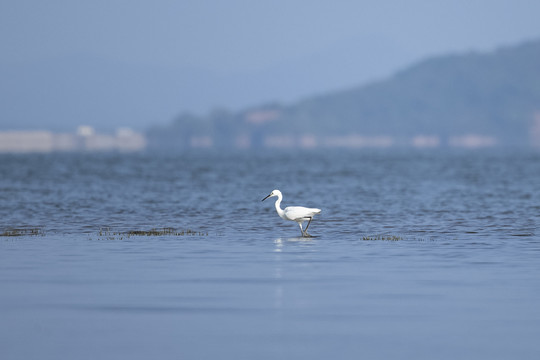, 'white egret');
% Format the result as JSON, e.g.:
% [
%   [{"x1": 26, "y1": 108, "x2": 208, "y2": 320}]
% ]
[{"x1": 262, "y1": 189, "x2": 321, "y2": 237}]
